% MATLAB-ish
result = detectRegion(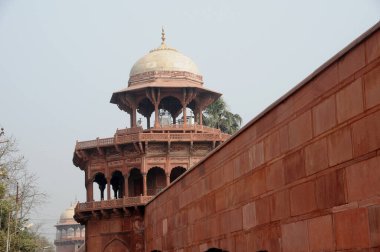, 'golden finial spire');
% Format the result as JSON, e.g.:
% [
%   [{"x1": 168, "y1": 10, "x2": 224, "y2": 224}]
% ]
[
  {"x1": 150, "y1": 26, "x2": 176, "y2": 52},
  {"x1": 161, "y1": 26, "x2": 166, "y2": 46}
]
